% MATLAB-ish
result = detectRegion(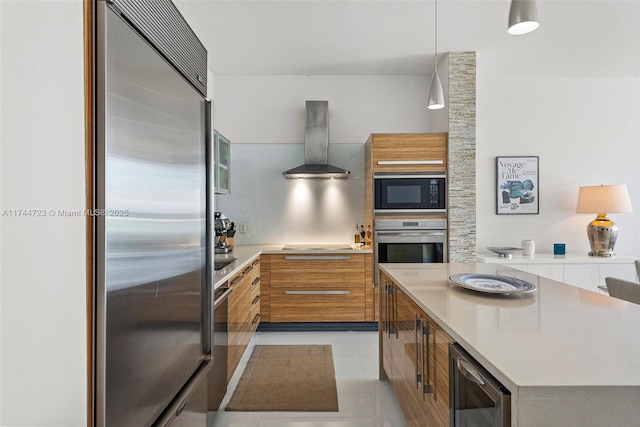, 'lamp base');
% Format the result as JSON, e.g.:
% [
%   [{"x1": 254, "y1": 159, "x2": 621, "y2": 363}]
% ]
[{"x1": 586, "y1": 213, "x2": 618, "y2": 257}]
